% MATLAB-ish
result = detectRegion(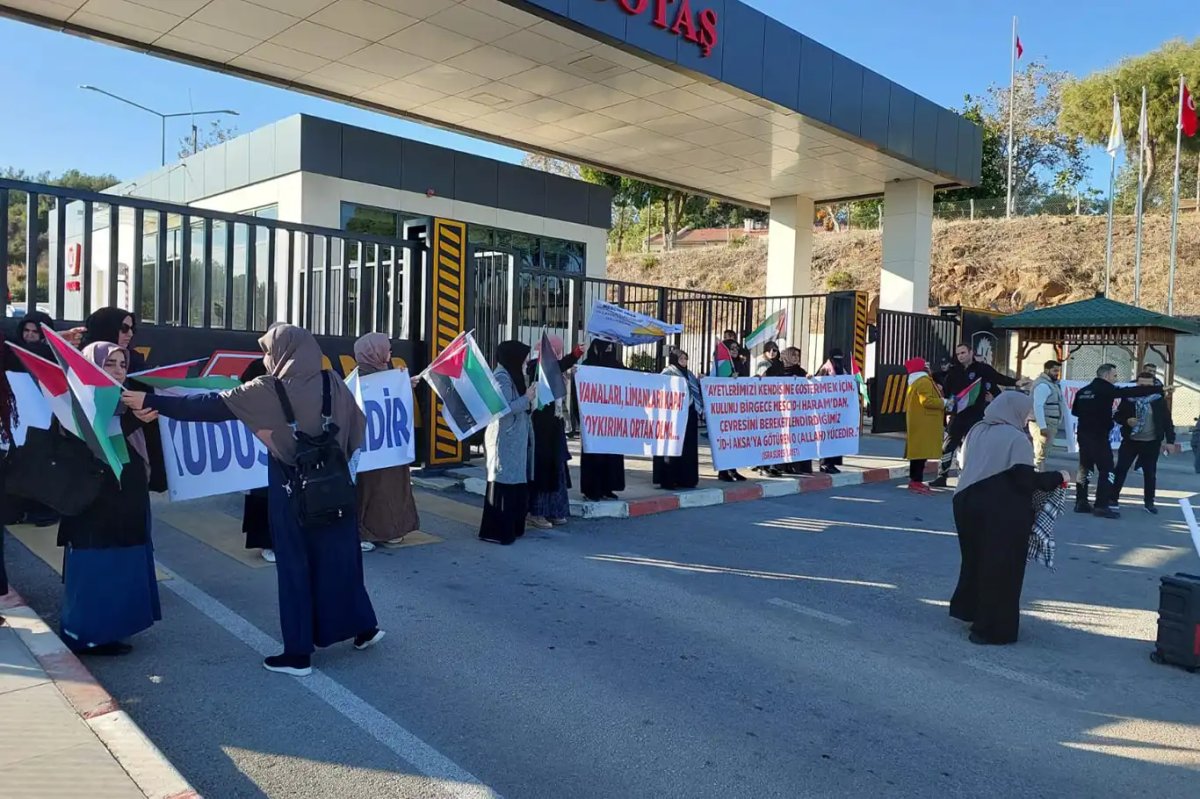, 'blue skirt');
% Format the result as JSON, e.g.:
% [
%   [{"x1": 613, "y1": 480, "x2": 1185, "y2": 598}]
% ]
[
  {"x1": 61, "y1": 543, "x2": 158, "y2": 650},
  {"x1": 530, "y1": 459, "x2": 570, "y2": 519},
  {"x1": 267, "y1": 459, "x2": 377, "y2": 655}
]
